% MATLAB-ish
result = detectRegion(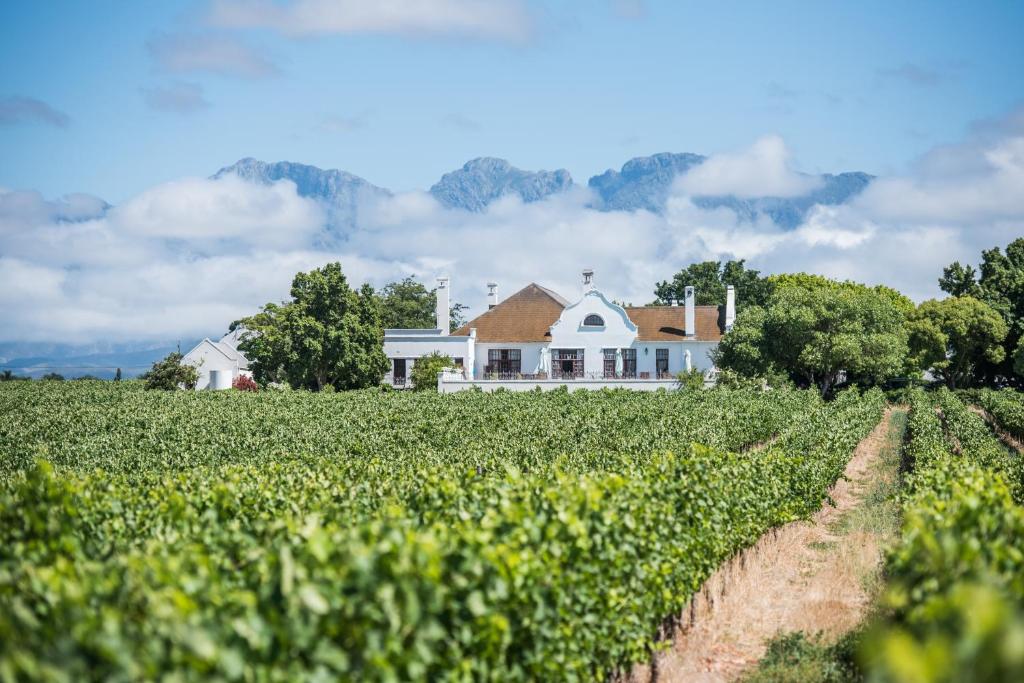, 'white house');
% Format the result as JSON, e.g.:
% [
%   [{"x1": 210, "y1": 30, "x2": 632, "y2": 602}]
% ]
[
  {"x1": 181, "y1": 328, "x2": 253, "y2": 390},
  {"x1": 383, "y1": 270, "x2": 735, "y2": 392}
]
